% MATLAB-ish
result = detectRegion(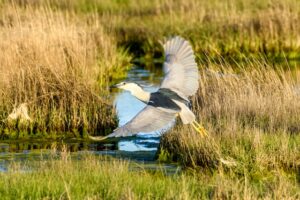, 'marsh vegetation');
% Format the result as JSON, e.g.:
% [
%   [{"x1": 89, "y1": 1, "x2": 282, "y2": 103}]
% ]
[{"x1": 0, "y1": 0, "x2": 299, "y2": 199}]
